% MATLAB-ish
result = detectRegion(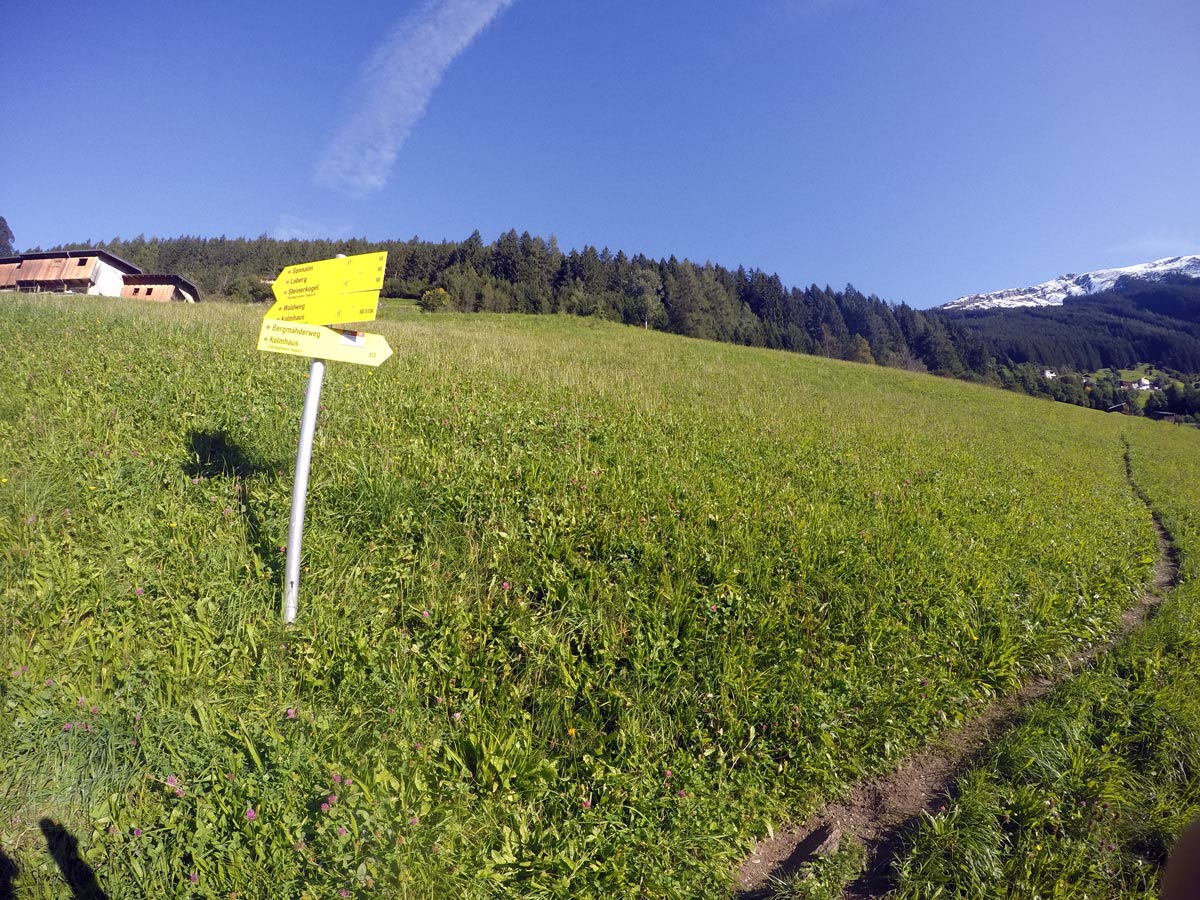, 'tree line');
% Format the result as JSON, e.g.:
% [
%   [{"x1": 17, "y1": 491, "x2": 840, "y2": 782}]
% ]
[{"x1": 43, "y1": 231, "x2": 1200, "y2": 421}]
